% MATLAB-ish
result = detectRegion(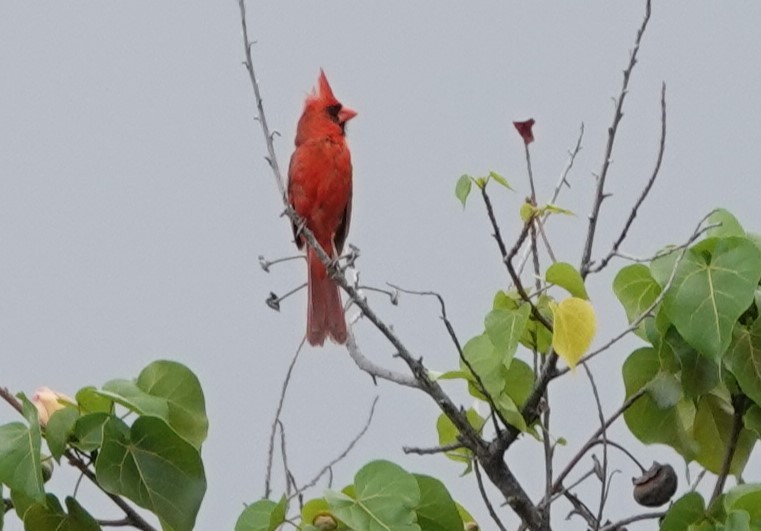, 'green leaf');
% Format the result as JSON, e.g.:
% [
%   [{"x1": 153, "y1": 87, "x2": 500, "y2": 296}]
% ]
[
  {"x1": 723, "y1": 510, "x2": 751, "y2": 531},
  {"x1": 503, "y1": 359, "x2": 534, "y2": 407},
  {"x1": 520, "y1": 295, "x2": 554, "y2": 354},
  {"x1": 692, "y1": 394, "x2": 755, "y2": 475},
  {"x1": 743, "y1": 405, "x2": 761, "y2": 438},
  {"x1": 494, "y1": 394, "x2": 527, "y2": 432},
  {"x1": 613, "y1": 264, "x2": 662, "y2": 340},
  {"x1": 726, "y1": 321, "x2": 761, "y2": 406},
  {"x1": 97, "y1": 380, "x2": 168, "y2": 418},
  {"x1": 487, "y1": 171, "x2": 512, "y2": 190},
  {"x1": 436, "y1": 410, "x2": 484, "y2": 469},
  {"x1": 646, "y1": 371, "x2": 682, "y2": 408},
  {"x1": 663, "y1": 237, "x2": 761, "y2": 362},
  {"x1": 413, "y1": 475, "x2": 462, "y2": 531},
  {"x1": 484, "y1": 305, "x2": 530, "y2": 367},
  {"x1": 11, "y1": 489, "x2": 38, "y2": 521},
  {"x1": 23, "y1": 496, "x2": 101, "y2": 531},
  {"x1": 136, "y1": 360, "x2": 208, "y2": 449},
  {"x1": 325, "y1": 460, "x2": 420, "y2": 531},
  {"x1": 461, "y1": 334, "x2": 506, "y2": 398},
  {"x1": 0, "y1": 396, "x2": 44, "y2": 503},
  {"x1": 650, "y1": 247, "x2": 680, "y2": 287},
  {"x1": 75, "y1": 387, "x2": 113, "y2": 414},
  {"x1": 455, "y1": 175, "x2": 472, "y2": 208},
  {"x1": 666, "y1": 328, "x2": 720, "y2": 399},
  {"x1": 72, "y1": 413, "x2": 110, "y2": 452},
  {"x1": 99, "y1": 360, "x2": 208, "y2": 449},
  {"x1": 235, "y1": 497, "x2": 287, "y2": 531},
  {"x1": 707, "y1": 209, "x2": 746, "y2": 239},
  {"x1": 455, "y1": 503, "x2": 476, "y2": 529},
  {"x1": 45, "y1": 407, "x2": 79, "y2": 462},
  {"x1": 724, "y1": 483, "x2": 761, "y2": 520},
  {"x1": 660, "y1": 492, "x2": 705, "y2": 531},
  {"x1": 623, "y1": 348, "x2": 696, "y2": 458},
  {"x1": 96, "y1": 417, "x2": 206, "y2": 531},
  {"x1": 547, "y1": 262, "x2": 589, "y2": 299}
]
